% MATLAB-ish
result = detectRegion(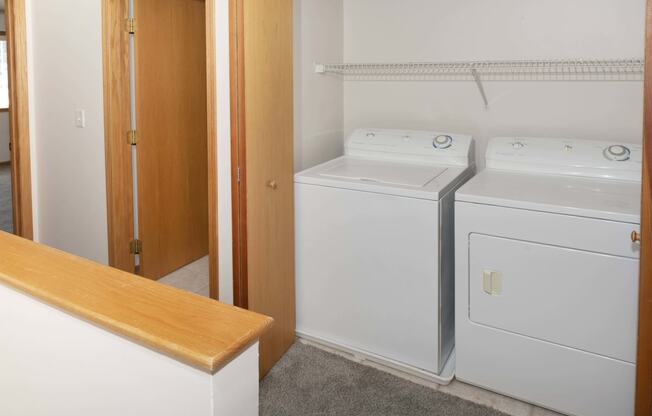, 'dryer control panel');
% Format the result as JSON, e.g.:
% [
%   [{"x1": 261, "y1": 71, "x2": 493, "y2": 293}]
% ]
[
  {"x1": 486, "y1": 137, "x2": 642, "y2": 181},
  {"x1": 346, "y1": 128, "x2": 474, "y2": 167}
]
